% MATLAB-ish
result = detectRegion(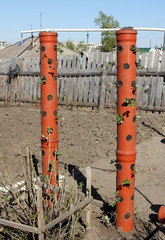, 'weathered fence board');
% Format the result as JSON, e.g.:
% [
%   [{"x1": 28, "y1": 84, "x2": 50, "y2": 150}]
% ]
[{"x1": 0, "y1": 51, "x2": 165, "y2": 111}]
